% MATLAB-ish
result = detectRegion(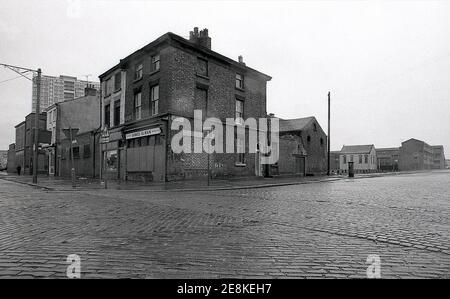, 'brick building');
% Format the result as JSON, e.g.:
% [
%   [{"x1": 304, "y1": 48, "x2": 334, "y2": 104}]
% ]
[
  {"x1": 431, "y1": 145, "x2": 446, "y2": 170},
  {"x1": 339, "y1": 145, "x2": 377, "y2": 173},
  {"x1": 330, "y1": 151, "x2": 341, "y2": 174},
  {"x1": 0, "y1": 150, "x2": 7, "y2": 170},
  {"x1": 13, "y1": 113, "x2": 50, "y2": 175},
  {"x1": 58, "y1": 131, "x2": 100, "y2": 178},
  {"x1": 272, "y1": 116, "x2": 327, "y2": 176},
  {"x1": 45, "y1": 86, "x2": 100, "y2": 177},
  {"x1": 376, "y1": 147, "x2": 400, "y2": 172},
  {"x1": 398, "y1": 138, "x2": 433, "y2": 171},
  {"x1": 99, "y1": 28, "x2": 271, "y2": 182},
  {"x1": 6, "y1": 144, "x2": 16, "y2": 173}
]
